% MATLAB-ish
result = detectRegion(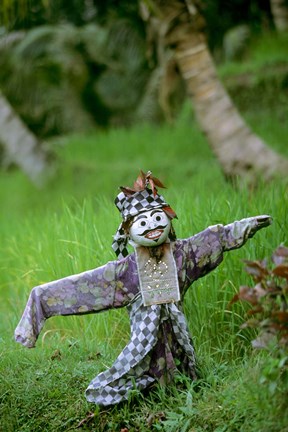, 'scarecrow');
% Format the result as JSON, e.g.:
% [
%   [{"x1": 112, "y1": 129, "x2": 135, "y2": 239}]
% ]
[{"x1": 15, "y1": 171, "x2": 272, "y2": 406}]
